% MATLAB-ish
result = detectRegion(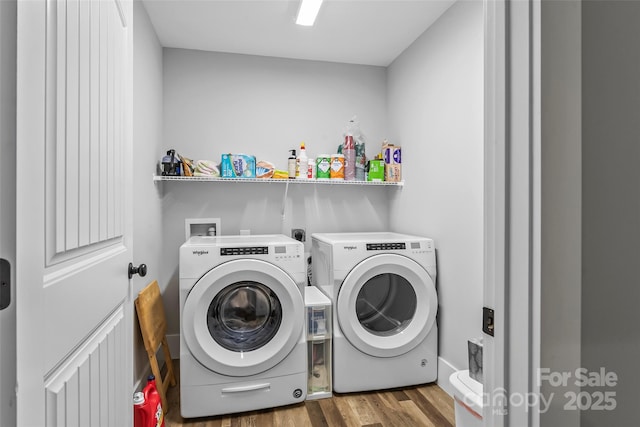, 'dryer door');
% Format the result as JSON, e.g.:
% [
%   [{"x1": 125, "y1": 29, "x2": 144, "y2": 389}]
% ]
[
  {"x1": 182, "y1": 259, "x2": 303, "y2": 376},
  {"x1": 336, "y1": 254, "x2": 437, "y2": 358}
]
